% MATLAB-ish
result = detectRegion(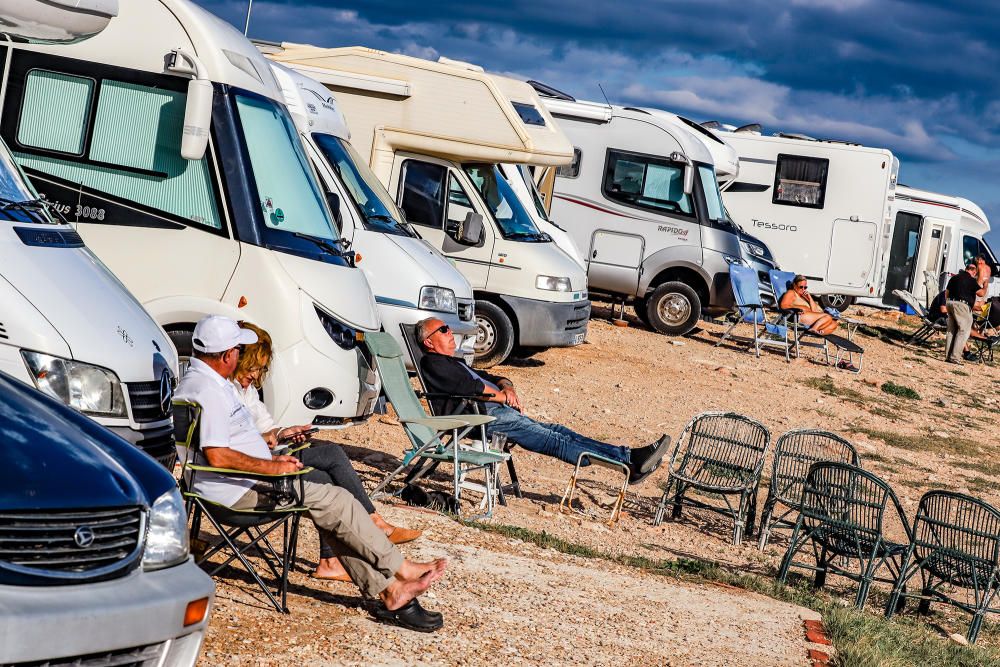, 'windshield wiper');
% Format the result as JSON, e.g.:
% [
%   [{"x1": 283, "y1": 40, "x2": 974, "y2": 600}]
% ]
[
  {"x1": 364, "y1": 212, "x2": 415, "y2": 236},
  {"x1": 293, "y1": 232, "x2": 346, "y2": 256},
  {"x1": 505, "y1": 231, "x2": 545, "y2": 241},
  {"x1": 0, "y1": 197, "x2": 57, "y2": 223}
]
